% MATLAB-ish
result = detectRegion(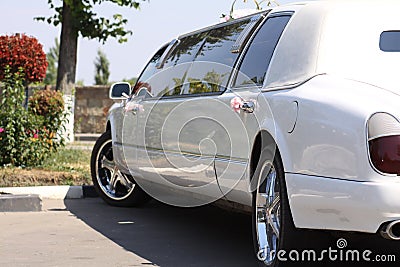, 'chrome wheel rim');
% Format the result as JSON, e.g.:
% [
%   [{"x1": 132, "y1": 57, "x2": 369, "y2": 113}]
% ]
[
  {"x1": 95, "y1": 139, "x2": 135, "y2": 200},
  {"x1": 256, "y1": 161, "x2": 280, "y2": 265}
]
